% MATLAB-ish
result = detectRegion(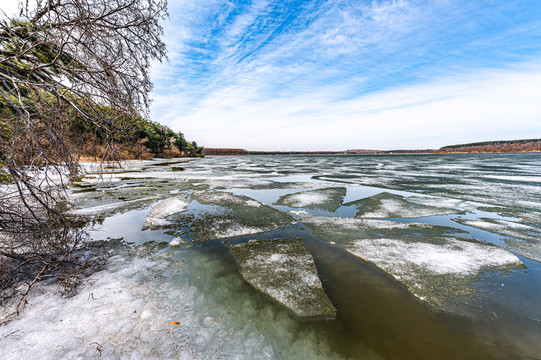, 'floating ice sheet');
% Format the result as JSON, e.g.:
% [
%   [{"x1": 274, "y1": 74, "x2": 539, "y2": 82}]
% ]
[
  {"x1": 229, "y1": 238, "x2": 336, "y2": 319},
  {"x1": 456, "y1": 218, "x2": 541, "y2": 242},
  {"x1": 188, "y1": 192, "x2": 295, "y2": 241},
  {"x1": 455, "y1": 218, "x2": 541, "y2": 263},
  {"x1": 344, "y1": 192, "x2": 459, "y2": 219},
  {"x1": 299, "y1": 216, "x2": 515, "y2": 306},
  {"x1": 302, "y1": 216, "x2": 462, "y2": 245},
  {"x1": 144, "y1": 197, "x2": 188, "y2": 229},
  {"x1": 74, "y1": 196, "x2": 159, "y2": 216},
  {"x1": 275, "y1": 187, "x2": 346, "y2": 211},
  {"x1": 343, "y1": 238, "x2": 523, "y2": 306}
]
